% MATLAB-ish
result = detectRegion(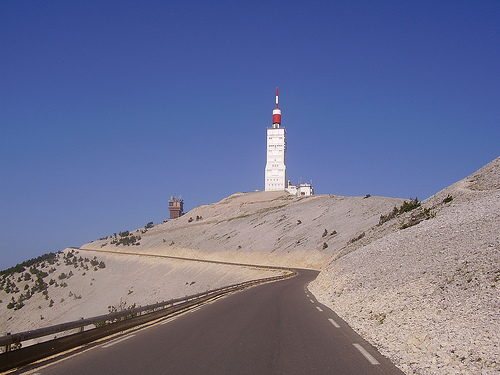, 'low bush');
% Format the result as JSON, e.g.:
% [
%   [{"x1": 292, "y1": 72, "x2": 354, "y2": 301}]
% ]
[
  {"x1": 379, "y1": 198, "x2": 421, "y2": 225},
  {"x1": 443, "y1": 194, "x2": 453, "y2": 203},
  {"x1": 349, "y1": 232, "x2": 366, "y2": 244},
  {"x1": 0, "y1": 252, "x2": 59, "y2": 276},
  {"x1": 400, "y1": 207, "x2": 435, "y2": 229}
]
